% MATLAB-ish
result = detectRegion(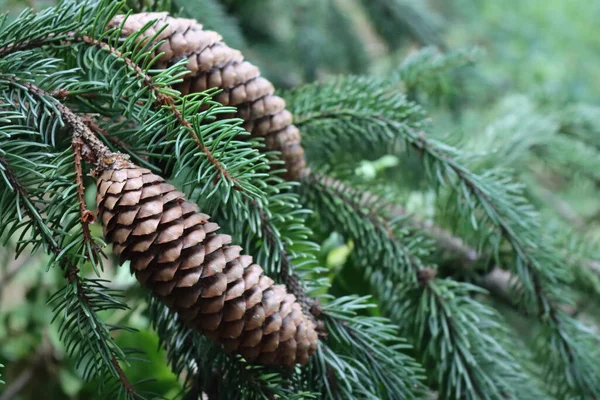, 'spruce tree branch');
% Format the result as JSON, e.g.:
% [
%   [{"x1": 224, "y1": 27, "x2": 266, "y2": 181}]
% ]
[
  {"x1": 6, "y1": 78, "x2": 113, "y2": 166},
  {"x1": 309, "y1": 171, "x2": 481, "y2": 266},
  {"x1": 304, "y1": 171, "x2": 489, "y2": 397},
  {"x1": 63, "y1": 263, "x2": 141, "y2": 399},
  {"x1": 4, "y1": 30, "x2": 243, "y2": 189},
  {"x1": 0, "y1": 156, "x2": 59, "y2": 251},
  {"x1": 5, "y1": 79, "x2": 139, "y2": 397},
  {"x1": 293, "y1": 78, "x2": 599, "y2": 391},
  {"x1": 401, "y1": 126, "x2": 596, "y2": 395},
  {"x1": 302, "y1": 109, "x2": 588, "y2": 312},
  {"x1": 63, "y1": 34, "x2": 242, "y2": 190},
  {"x1": 308, "y1": 173, "x2": 530, "y2": 313},
  {"x1": 386, "y1": 187, "x2": 600, "y2": 282}
]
